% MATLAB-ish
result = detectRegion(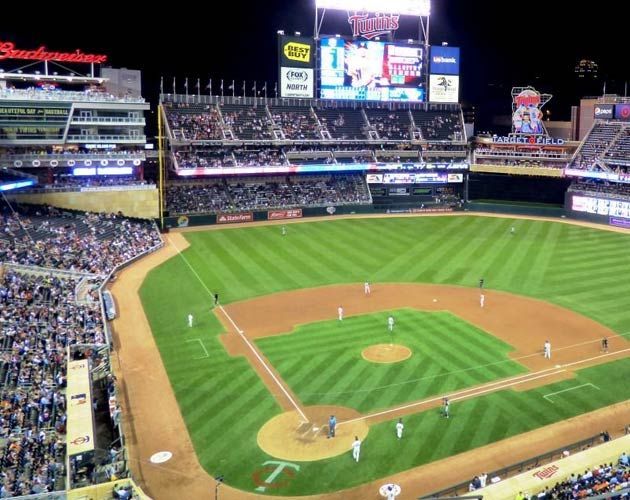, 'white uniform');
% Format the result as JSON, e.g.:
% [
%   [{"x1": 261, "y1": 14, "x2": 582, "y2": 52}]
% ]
[
  {"x1": 338, "y1": 306, "x2": 344, "y2": 321},
  {"x1": 544, "y1": 341, "x2": 551, "y2": 359},
  {"x1": 352, "y1": 438, "x2": 361, "y2": 462},
  {"x1": 364, "y1": 281, "x2": 371, "y2": 295},
  {"x1": 480, "y1": 294, "x2": 485, "y2": 308},
  {"x1": 396, "y1": 421, "x2": 404, "y2": 439},
  {"x1": 511, "y1": 227, "x2": 515, "y2": 235},
  {"x1": 188, "y1": 314, "x2": 193, "y2": 327},
  {"x1": 281, "y1": 226, "x2": 287, "y2": 236},
  {"x1": 388, "y1": 316, "x2": 395, "y2": 332}
]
